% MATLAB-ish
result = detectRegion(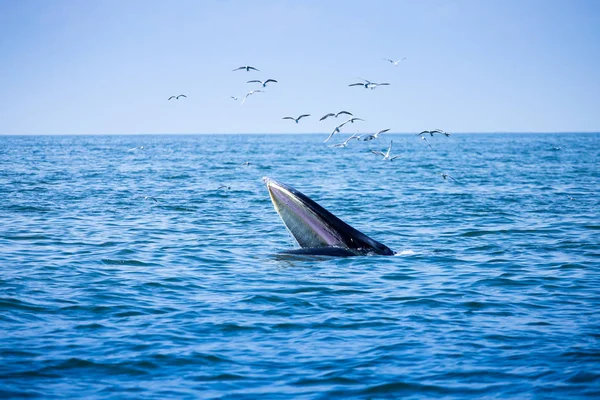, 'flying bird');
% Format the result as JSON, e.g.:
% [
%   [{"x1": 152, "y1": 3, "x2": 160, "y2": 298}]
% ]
[
  {"x1": 282, "y1": 114, "x2": 310, "y2": 123},
  {"x1": 418, "y1": 129, "x2": 450, "y2": 137},
  {"x1": 324, "y1": 124, "x2": 344, "y2": 143},
  {"x1": 319, "y1": 111, "x2": 353, "y2": 121},
  {"x1": 349, "y1": 78, "x2": 390, "y2": 90},
  {"x1": 230, "y1": 96, "x2": 239, "y2": 101},
  {"x1": 331, "y1": 134, "x2": 361, "y2": 148},
  {"x1": 440, "y1": 173, "x2": 458, "y2": 182},
  {"x1": 371, "y1": 140, "x2": 401, "y2": 161},
  {"x1": 168, "y1": 94, "x2": 187, "y2": 100},
  {"x1": 233, "y1": 66, "x2": 259, "y2": 72},
  {"x1": 384, "y1": 57, "x2": 407, "y2": 66},
  {"x1": 339, "y1": 117, "x2": 364, "y2": 127},
  {"x1": 241, "y1": 90, "x2": 263, "y2": 105},
  {"x1": 362, "y1": 128, "x2": 390, "y2": 141},
  {"x1": 247, "y1": 79, "x2": 278, "y2": 88},
  {"x1": 420, "y1": 135, "x2": 433, "y2": 149}
]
